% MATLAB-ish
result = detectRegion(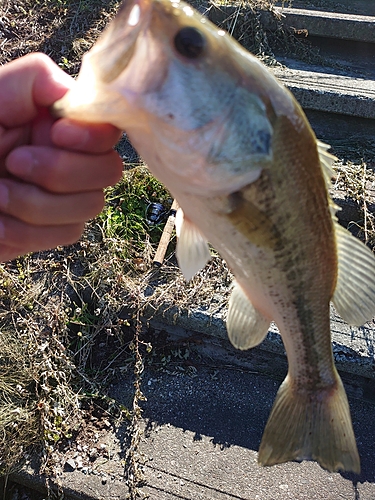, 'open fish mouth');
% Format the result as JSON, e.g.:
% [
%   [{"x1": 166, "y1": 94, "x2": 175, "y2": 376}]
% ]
[{"x1": 84, "y1": 0, "x2": 153, "y2": 84}]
